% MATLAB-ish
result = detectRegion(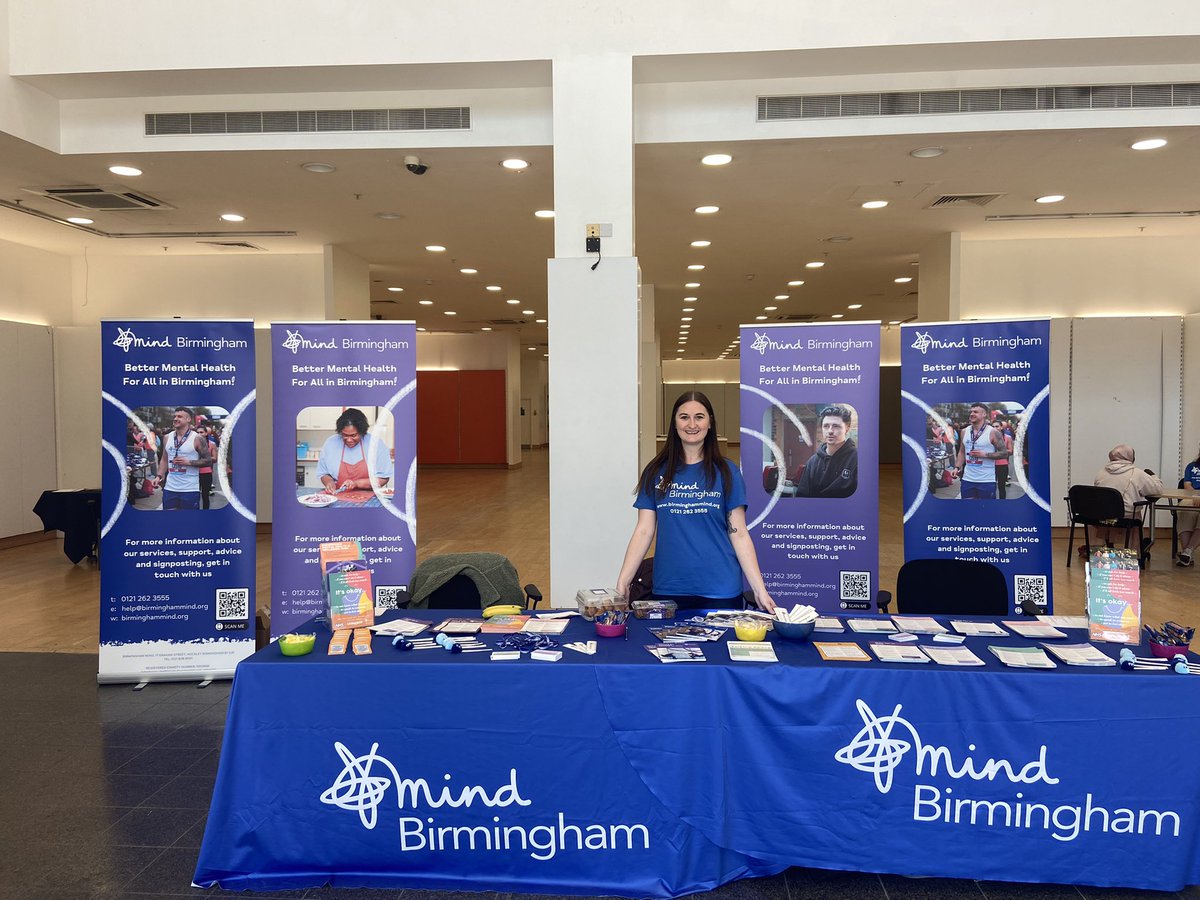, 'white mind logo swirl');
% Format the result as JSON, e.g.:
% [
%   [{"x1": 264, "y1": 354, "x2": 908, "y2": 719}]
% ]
[
  {"x1": 833, "y1": 699, "x2": 917, "y2": 794},
  {"x1": 282, "y1": 330, "x2": 305, "y2": 354},
  {"x1": 910, "y1": 331, "x2": 934, "y2": 355},
  {"x1": 113, "y1": 327, "x2": 136, "y2": 352},
  {"x1": 319, "y1": 741, "x2": 401, "y2": 830},
  {"x1": 750, "y1": 331, "x2": 770, "y2": 355}
]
